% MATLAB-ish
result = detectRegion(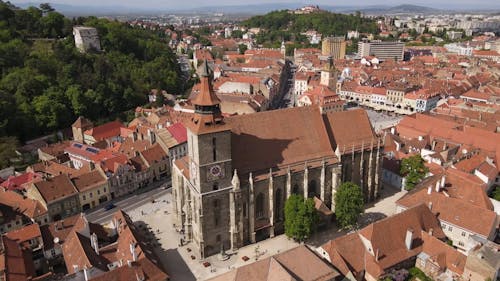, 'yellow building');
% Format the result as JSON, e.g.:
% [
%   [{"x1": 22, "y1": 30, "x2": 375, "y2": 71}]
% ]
[
  {"x1": 321, "y1": 37, "x2": 346, "y2": 59},
  {"x1": 71, "y1": 170, "x2": 110, "y2": 211}
]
